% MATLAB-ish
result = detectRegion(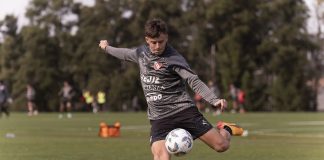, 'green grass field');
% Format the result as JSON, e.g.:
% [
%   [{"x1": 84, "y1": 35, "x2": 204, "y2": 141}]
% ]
[{"x1": 1, "y1": 112, "x2": 324, "y2": 160}]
